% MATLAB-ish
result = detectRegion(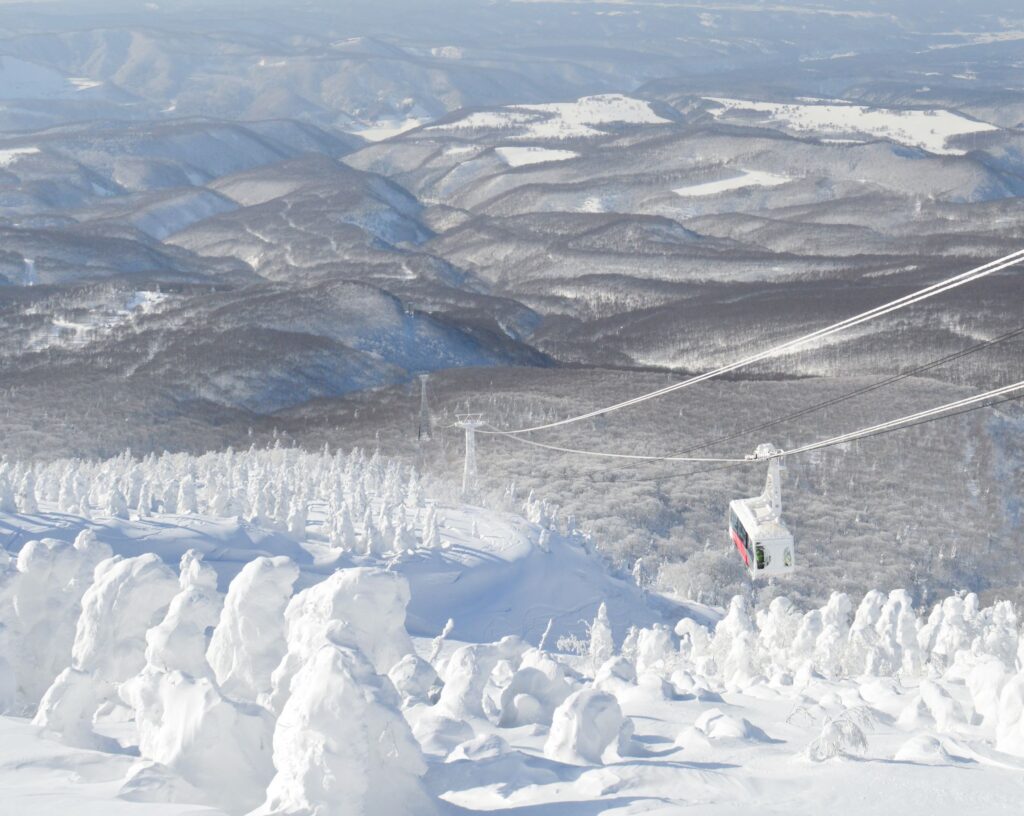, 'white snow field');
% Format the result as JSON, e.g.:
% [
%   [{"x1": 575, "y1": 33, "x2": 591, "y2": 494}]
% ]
[
  {"x1": 705, "y1": 97, "x2": 999, "y2": 155},
  {"x1": 429, "y1": 94, "x2": 672, "y2": 140},
  {"x1": 0, "y1": 145, "x2": 40, "y2": 167},
  {"x1": 495, "y1": 146, "x2": 580, "y2": 167},
  {"x1": 673, "y1": 169, "x2": 793, "y2": 197},
  {"x1": 2, "y1": 448, "x2": 1024, "y2": 815},
  {"x1": 350, "y1": 117, "x2": 426, "y2": 142}
]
